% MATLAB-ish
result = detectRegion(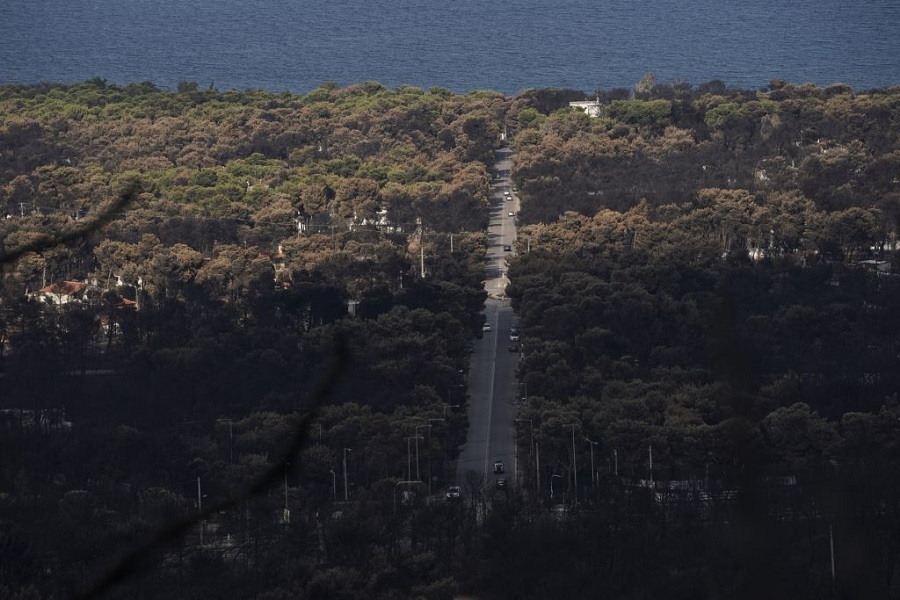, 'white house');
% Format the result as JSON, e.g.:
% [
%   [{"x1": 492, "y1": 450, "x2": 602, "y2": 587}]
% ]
[{"x1": 569, "y1": 99, "x2": 602, "y2": 118}]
